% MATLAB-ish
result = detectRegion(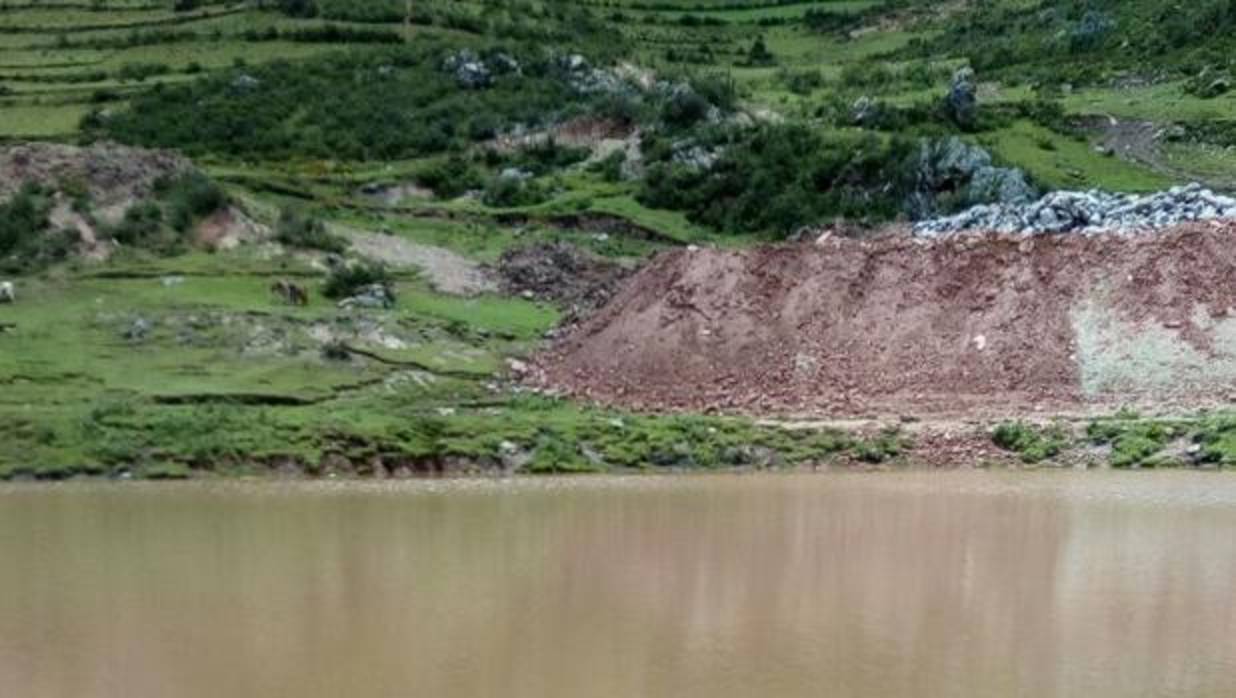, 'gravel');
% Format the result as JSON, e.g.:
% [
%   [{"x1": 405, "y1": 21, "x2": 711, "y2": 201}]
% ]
[{"x1": 913, "y1": 183, "x2": 1236, "y2": 237}]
